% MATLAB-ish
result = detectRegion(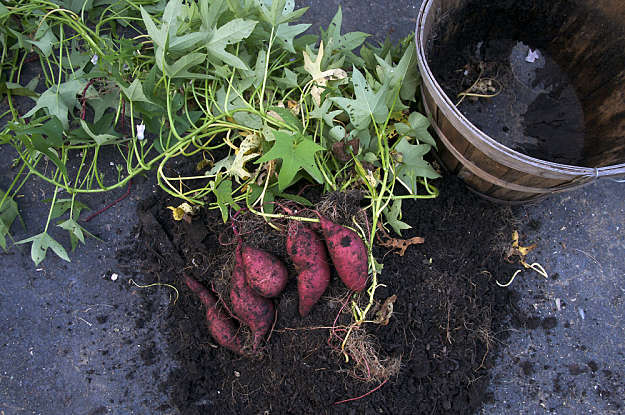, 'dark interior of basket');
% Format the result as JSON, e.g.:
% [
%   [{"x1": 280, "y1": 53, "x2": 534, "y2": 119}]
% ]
[{"x1": 429, "y1": 0, "x2": 625, "y2": 168}]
